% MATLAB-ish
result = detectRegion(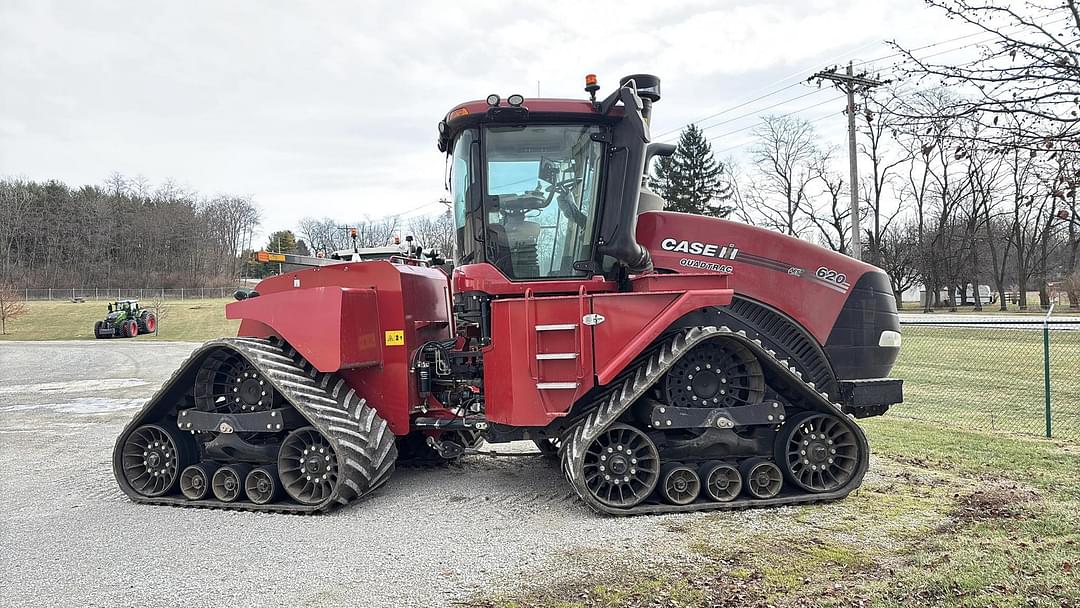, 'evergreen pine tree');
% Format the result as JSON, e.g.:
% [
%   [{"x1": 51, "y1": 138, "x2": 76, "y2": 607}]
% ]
[{"x1": 651, "y1": 124, "x2": 732, "y2": 216}]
